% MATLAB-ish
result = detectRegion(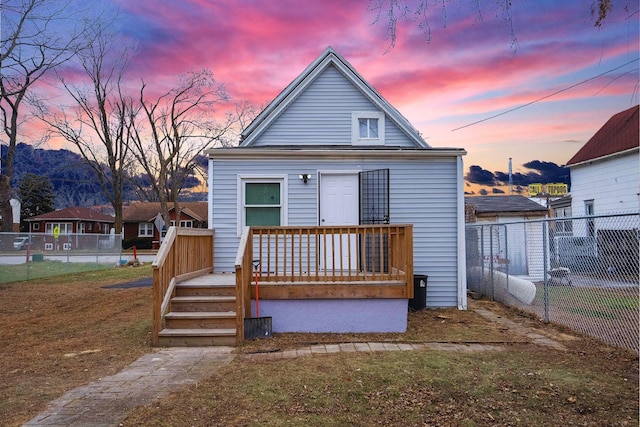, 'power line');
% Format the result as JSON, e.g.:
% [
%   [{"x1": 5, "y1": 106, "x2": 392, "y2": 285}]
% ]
[{"x1": 451, "y1": 58, "x2": 640, "y2": 132}]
